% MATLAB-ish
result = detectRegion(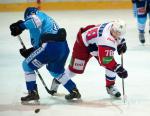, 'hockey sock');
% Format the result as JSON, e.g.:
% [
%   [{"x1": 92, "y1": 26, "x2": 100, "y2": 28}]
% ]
[
  {"x1": 63, "y1": 80, "x2": 76, "y2": 93},
  {"x1": 105, "y1": 75, "x2": 116, "y2": 87}
]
